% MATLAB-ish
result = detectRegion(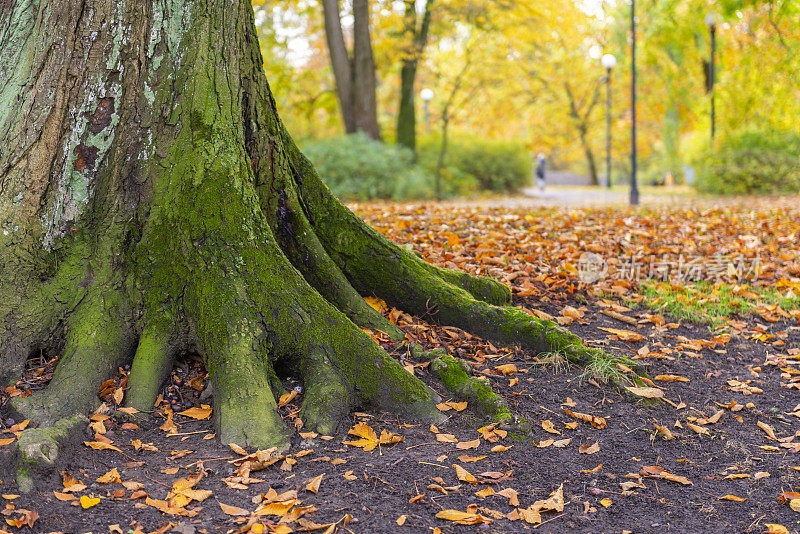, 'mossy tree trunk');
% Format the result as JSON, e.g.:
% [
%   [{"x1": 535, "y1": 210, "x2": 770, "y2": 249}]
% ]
[{"x1": 0, "y1": 0, "x2": 614, "y2": 453}]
